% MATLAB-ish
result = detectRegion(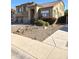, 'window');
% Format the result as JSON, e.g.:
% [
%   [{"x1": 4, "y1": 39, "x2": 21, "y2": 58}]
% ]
[
  {"x1": 16, "y1": 7, "x2": 22, "y2": 13},
  {"x1": 53, "y1": 9, "x2": 58, "y2": 17},
  {"x1": 53, "y1": 8, "x2": 59, "y2": 18},
  {"x1": 23, "y1": 6, "x2": 26, "y2": 12},
  {"x1": 41, "y1": 10, "x2": 49, "y2": 17},
  {"x1": 53, "y1": 10, "x2": 56, "y2": 17},
  {"x1": 56, "y1": 8, "x2": 58, "y2": 11},
  {"x1": 60, "y1": 7, "x2": 62, "y2": 10},
  {"x1": 16, "y1": 8, "x2": 19, "y2": 13},
  {"x1": 19, "y1": 8, "x2": 22, "y2": 12},
  {"x1": 57, "y1": 12, "x2": 59, "y2": 17},
  {"x1": 60, "y1": 4, "x2": 64, "y2": 11}
]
